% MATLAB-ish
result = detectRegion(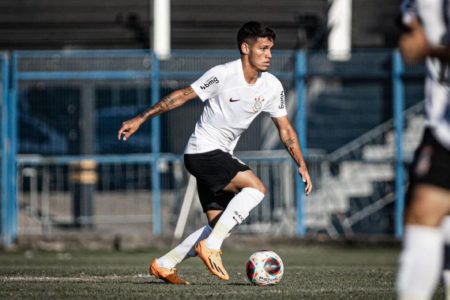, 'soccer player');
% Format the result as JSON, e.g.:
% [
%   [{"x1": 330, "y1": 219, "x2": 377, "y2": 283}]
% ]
[
  {"x1": 117, "y1": 21, "x2": 312, "y2": 284},
  {"x1": 396, "y1": 1, "x2": 450, "y2": 299}
]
